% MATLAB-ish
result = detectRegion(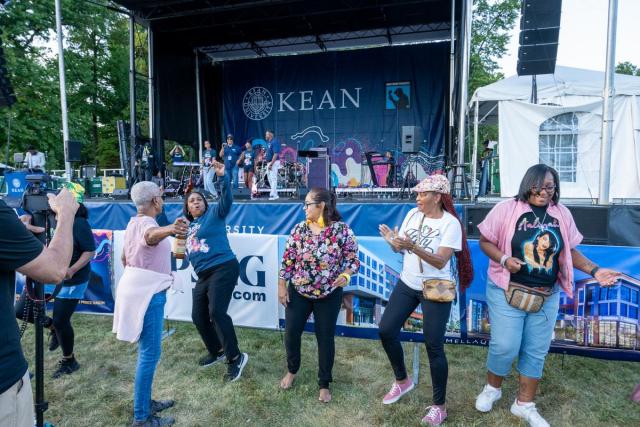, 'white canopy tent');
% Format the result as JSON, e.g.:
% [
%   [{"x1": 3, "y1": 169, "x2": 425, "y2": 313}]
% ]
[{"x1": 469, "y1": 66, "x2": 640, "y2": 200}]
